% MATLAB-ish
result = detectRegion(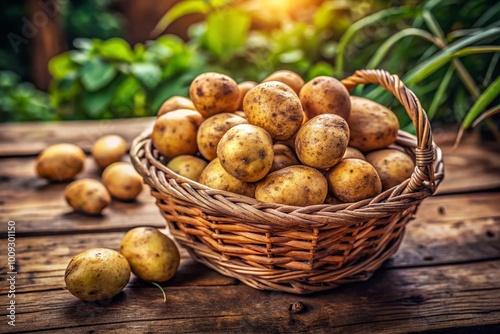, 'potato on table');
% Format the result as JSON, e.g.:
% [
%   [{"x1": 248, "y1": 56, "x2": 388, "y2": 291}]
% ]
[
  {"x1": 326, "y1": 158, "x2": 382, "y2": 203},
  {"x1": 299, "y1": 76, "x2": 351, "y2": 121},
  {"x1": 189, "y1": 72, "x2": 240, "y2": 117},
  {"x1": 199, "y1": 158, "x2": 256, "y2": 197},
  {"x1": 348, "y1": 96, "x2": 399, "y2": 152},
  {"x1": 91, "y1": 134, "x2": 128, "y2": 169},
  {"x1": 166, "y1": 155, "x2": 207, "y2": 182},
  {"x1": 102, "y1": 162, "x2": 143, "y2": 201},
  {"x1": 65, "y1": 179, "x2": 111, "y2": 215},
  {"x1": 366, "y1": 148, "x2": 415, "y2": 190},
  {"x1": 217, "y1": 124, "x2": 274, "y2": 182},
  {"x1": 152, "y1": 109, "x2": 204, "y2": 158},
  {"x1": 295, "y1": 114, "x2": 349, "y2": 169},
  {"x1": 243, "y1": 81, "x2": 303, "y2": 140},
  {"x1": 36, "y1": 143, "x2": 86, "y2": 182},
  {"x1": 256, "y1": 165, "x2": 328, "y2": 206},
  {"x1": 262, "y1": 70, "x2": 304, "y2": 96},
  {"x1": 197, "y1": 113, "x2": 247, "y2": 161},
  {"x1": 157, "y1": 96, "x2": 196, "y2": 117}
]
